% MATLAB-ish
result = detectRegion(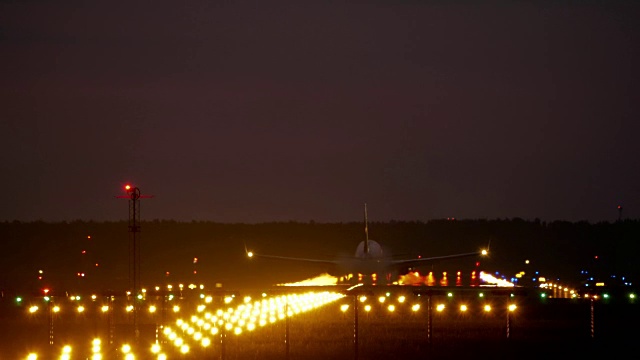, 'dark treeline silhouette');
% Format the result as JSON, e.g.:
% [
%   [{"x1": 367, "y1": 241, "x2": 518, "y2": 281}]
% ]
[{"x1": 0, "y1": 218, "x2": 637, "y2": 295}]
